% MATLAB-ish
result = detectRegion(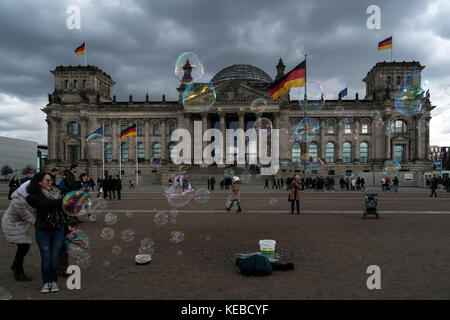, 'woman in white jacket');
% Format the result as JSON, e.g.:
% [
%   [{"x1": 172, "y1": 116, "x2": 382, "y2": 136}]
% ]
[{"x1": 1, "y1": 180, "x2": 36, "y2": 281}]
